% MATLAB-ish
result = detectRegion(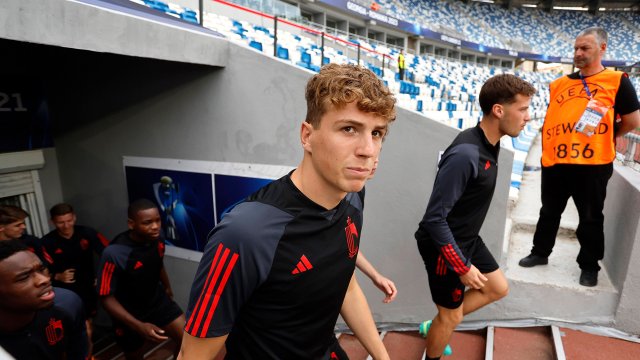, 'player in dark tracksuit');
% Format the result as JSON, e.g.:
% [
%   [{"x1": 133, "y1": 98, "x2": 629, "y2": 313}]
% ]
[
  {"x1": 42, "y1": 225, "x2": 107, "y2": 313},
  {"x1": 415, "y1": 74, "x2": 537, "y2": 360},
  {"x1": 179, "y1": 64, "x2": 397, "y2": 360},
  {"x1": 0, "y1": 205, "x2": 53, "y2": 267},
  {"x1": 42, "y1": 203, "x2": 110, "y2": 357},
  {"x1": 42, "y1": 204, "x2": 110, "y2": 317},
  {"x1": 0, "y1": 240, "x2": 88, "y2": 360},
  {"x1": 97, "y1": 199, "x2": 184, "y2": 360},
  {"x1": 416, "y1": 124, "x2": 502, "y2": 308},
  {"x1": 185, "y1": 174, "x2": 364, "y2": 358}
]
